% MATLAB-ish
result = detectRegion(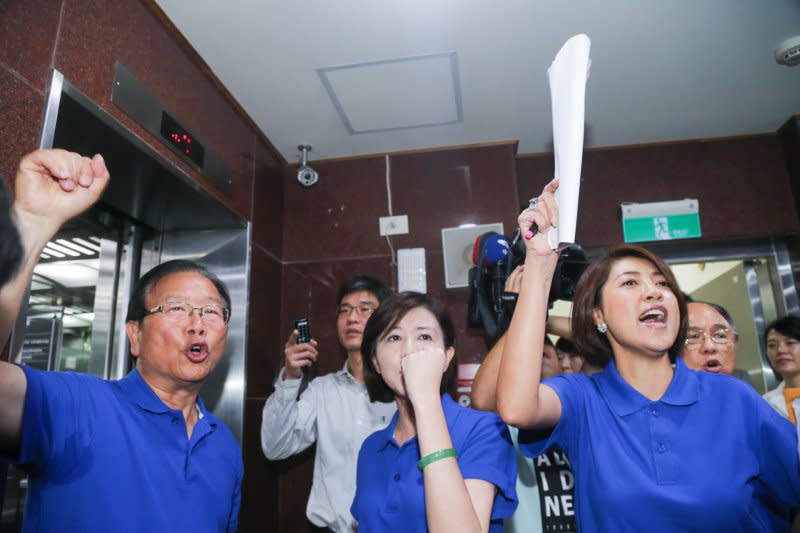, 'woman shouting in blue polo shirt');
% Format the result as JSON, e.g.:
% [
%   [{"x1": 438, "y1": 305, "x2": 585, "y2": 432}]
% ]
[
  {"x1": 497, "y1": 179, "x2": 800, "y2": 532},
  {"x1": 351, "y1": 292, "x2": 518, "y2": 532}
]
